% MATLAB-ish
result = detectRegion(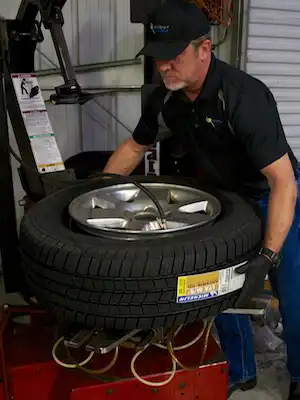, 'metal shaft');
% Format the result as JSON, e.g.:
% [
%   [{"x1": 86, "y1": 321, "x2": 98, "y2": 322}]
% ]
[{"x1": 50, "y1": 22, "x2": 77, "y2": 83}]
